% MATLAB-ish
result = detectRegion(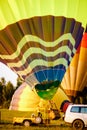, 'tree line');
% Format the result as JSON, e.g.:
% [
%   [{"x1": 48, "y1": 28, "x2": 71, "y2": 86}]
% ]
[{"x1": 0, "y1": 77, "x2": 23, "y2": 109}]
